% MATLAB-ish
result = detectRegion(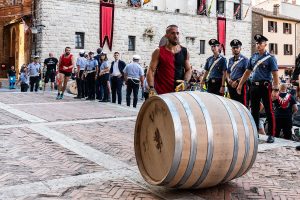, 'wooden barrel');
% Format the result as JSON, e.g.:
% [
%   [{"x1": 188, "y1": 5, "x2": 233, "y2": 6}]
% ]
[
  {"x1": 66, "y1": 81, "x2": 78, "y2": 95},
  {"x1": 134, "y1": 91, "x2": 258, "y2": 189}
]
